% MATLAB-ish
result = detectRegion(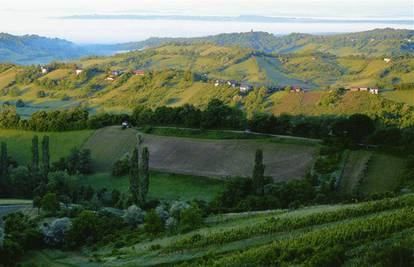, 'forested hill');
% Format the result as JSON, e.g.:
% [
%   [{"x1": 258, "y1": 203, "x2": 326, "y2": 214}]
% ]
[
  {"x1": 1, "y1": 29, "x2": 413, "y2": 65},
  {"x1": 118, "y1": 28, "x2": 414, "y2": 57}
]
